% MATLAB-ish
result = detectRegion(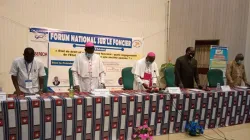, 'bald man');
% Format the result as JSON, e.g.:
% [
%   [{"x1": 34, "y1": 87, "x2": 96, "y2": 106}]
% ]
[
  {"x1": 132, "y1": 52, "x2": 159, "y2": 90},
  {"x1": 226, "y1": 53, "x2": 250, "y2": 87},
  {"x1": 10, "y1": 47, "x2": 46, "y2": 96},
  {"x1": 71, "y1": 42, "x2": 105, "y2": 92},
  {"x1": 175, "y1": 47, "x2": 201, "y2": 89}
]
